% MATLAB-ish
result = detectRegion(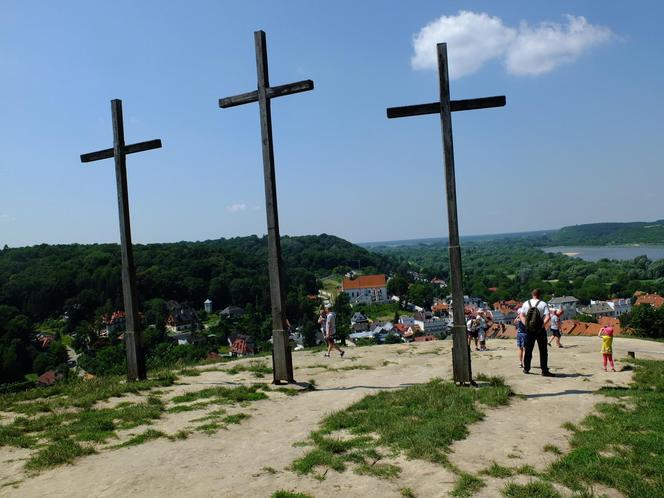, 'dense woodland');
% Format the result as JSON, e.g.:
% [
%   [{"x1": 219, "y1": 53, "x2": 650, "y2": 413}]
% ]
[
  {"x1": 546, "y1": 220, "x2": 664, "y2": 245},
  {"x1": 2, "y1": 226, "x2": 664, "y2": 385},
  {"x1": 0, "y1": 235, "x2": 397, "y2": 383}
]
